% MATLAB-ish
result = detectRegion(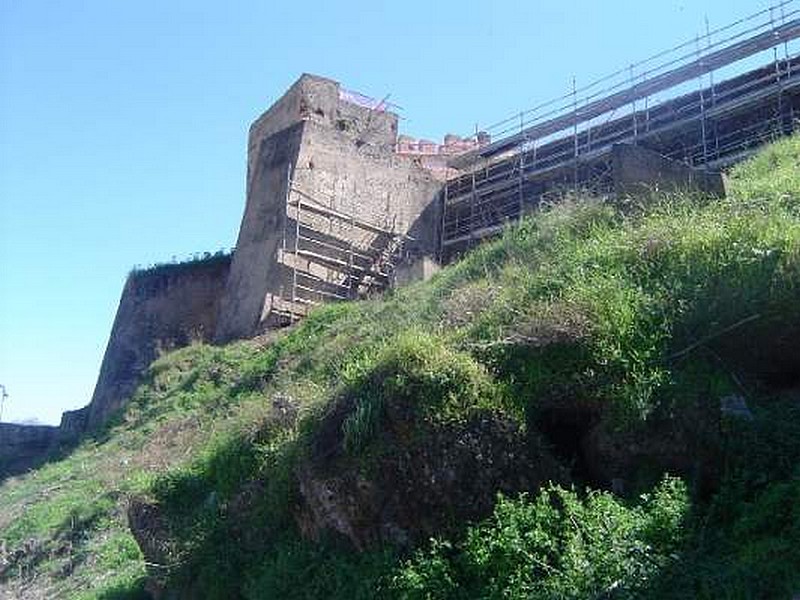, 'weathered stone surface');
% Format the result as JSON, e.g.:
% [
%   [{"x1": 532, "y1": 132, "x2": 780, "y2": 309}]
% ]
[
  {"x1": 0, "y1": 423, "x2": 58, "y2": 478},
  {"x1": 58, "y1": 406, "x2": 88, "y2": 441},
  {"x1": 294, "y1": 396, "x2": 564, "y2": 549},
  {"x1": 612, "y1": 143, "x2": 725, "y2": 197},
  {"x1": 392, "y1": 255, "x2": 440, "y2": 287},
  {"x1": 127, "y1": 497, "x2": 175, "y2": 599},
  {"x1": 214, "y1": 124, "x2": 305, "y2": 341},
  {"x1": 85, "y1": 257, "x2": 231, "y2": 430}
]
